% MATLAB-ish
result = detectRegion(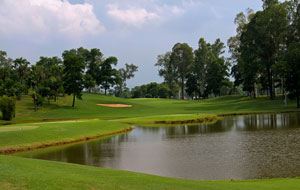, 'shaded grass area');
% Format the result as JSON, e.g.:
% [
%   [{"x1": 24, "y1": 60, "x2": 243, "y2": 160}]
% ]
[
  {"x1": 0, "y1": 120, "x2": 131, "y2": 154},
  {"x1": 1, "y1": 93, "x2": 298, "y2": 125},
  {"x1": 1, "y1": 155, "x2": 300, "y2": 190}
]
